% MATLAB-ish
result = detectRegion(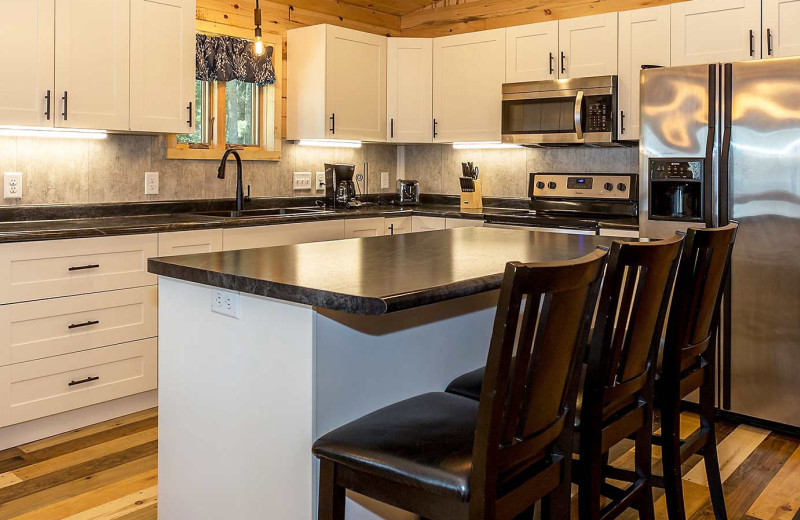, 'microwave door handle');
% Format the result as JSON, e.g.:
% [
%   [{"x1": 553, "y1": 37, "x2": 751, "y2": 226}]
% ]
[{"x1": 574, "y1": 90, "x2": 584, "y2": 141}]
